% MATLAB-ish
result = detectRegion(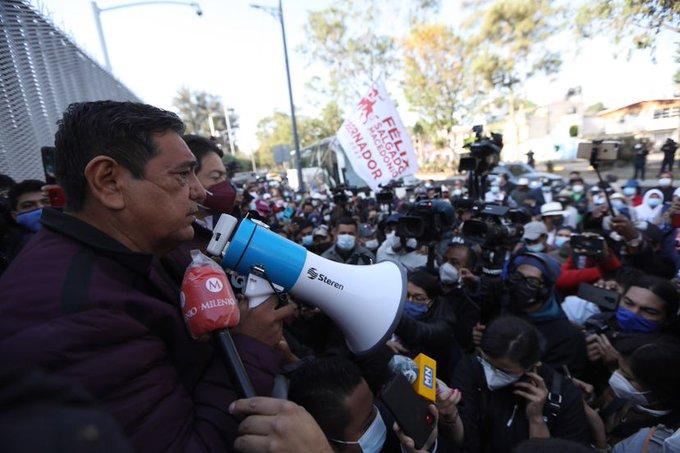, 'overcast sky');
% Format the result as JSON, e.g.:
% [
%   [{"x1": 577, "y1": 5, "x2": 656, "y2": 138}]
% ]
[{"x1": 32, "y1": 0, "x2": 679, "y2": 153}]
